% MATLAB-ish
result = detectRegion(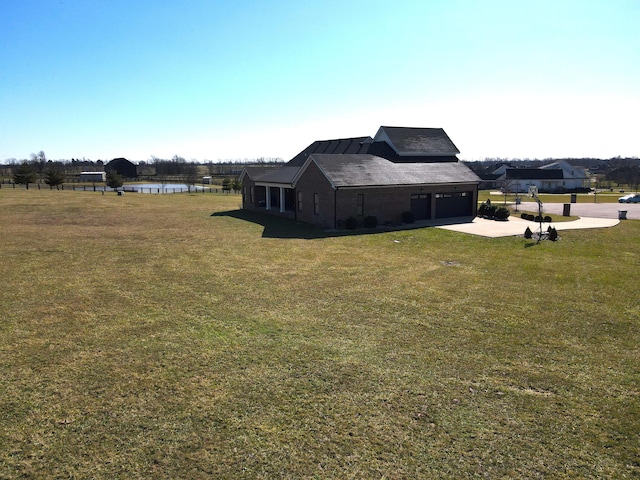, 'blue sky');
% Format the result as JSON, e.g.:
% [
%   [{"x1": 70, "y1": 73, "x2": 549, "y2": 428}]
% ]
[{"x1": 1, "y1": 0, "x2": 638, "y2": 162}]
